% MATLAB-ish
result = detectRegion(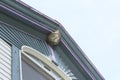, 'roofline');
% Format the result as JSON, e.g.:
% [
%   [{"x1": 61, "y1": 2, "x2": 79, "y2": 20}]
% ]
[
  {"x1": 60, "y1": 25, "x2": 105, "y2": 79},
  {"x1": 16, "y1": 0, "x2": 60, "y2": 25},
  {"x1": 0, "y1": 0, "x2": 105, "y2": 79}
]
